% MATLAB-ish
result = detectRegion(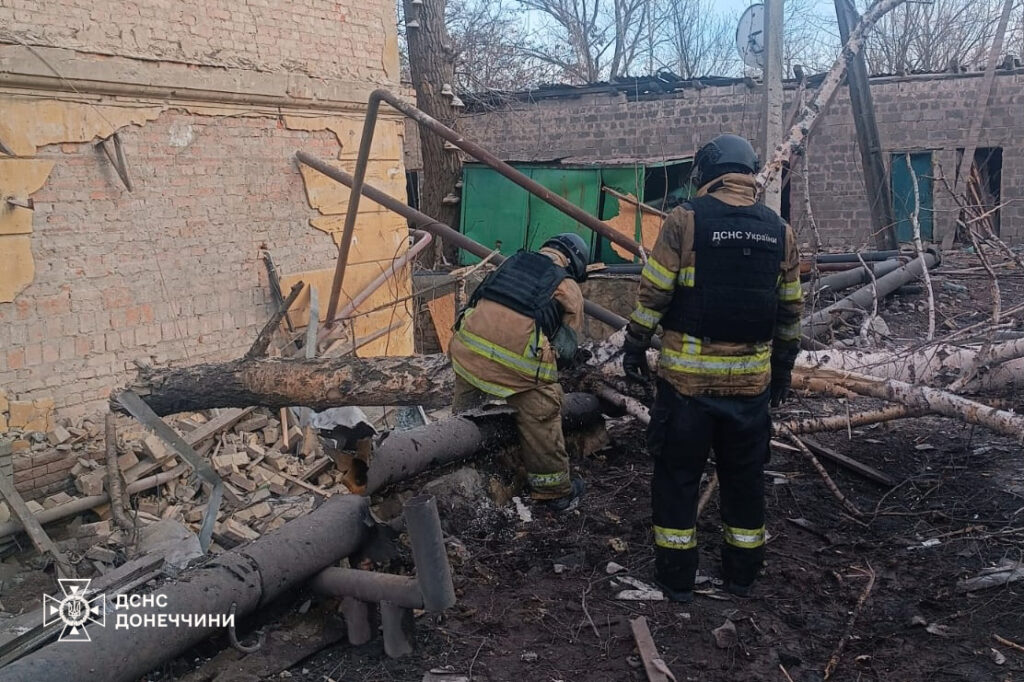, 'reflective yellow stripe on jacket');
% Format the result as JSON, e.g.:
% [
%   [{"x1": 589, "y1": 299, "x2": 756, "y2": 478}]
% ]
[
  {"x1": 453, "y1": 311, "x2": 558, "y2": 383},
  {"x1": 451, "y1": 357, "x2": 516, "y2": 398},
  {"x1": 778, "y1": 278, "x2": 802, "y2": 302},
  {"x1": 641, "y1": 257, "x2": 677, "y2": 291},
  {"x1": 629, "y1": 303, "x2": 662, "y2": 330},
  {"x1": 660, "y1": 335, "x2": 771, "y2": 376}
]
